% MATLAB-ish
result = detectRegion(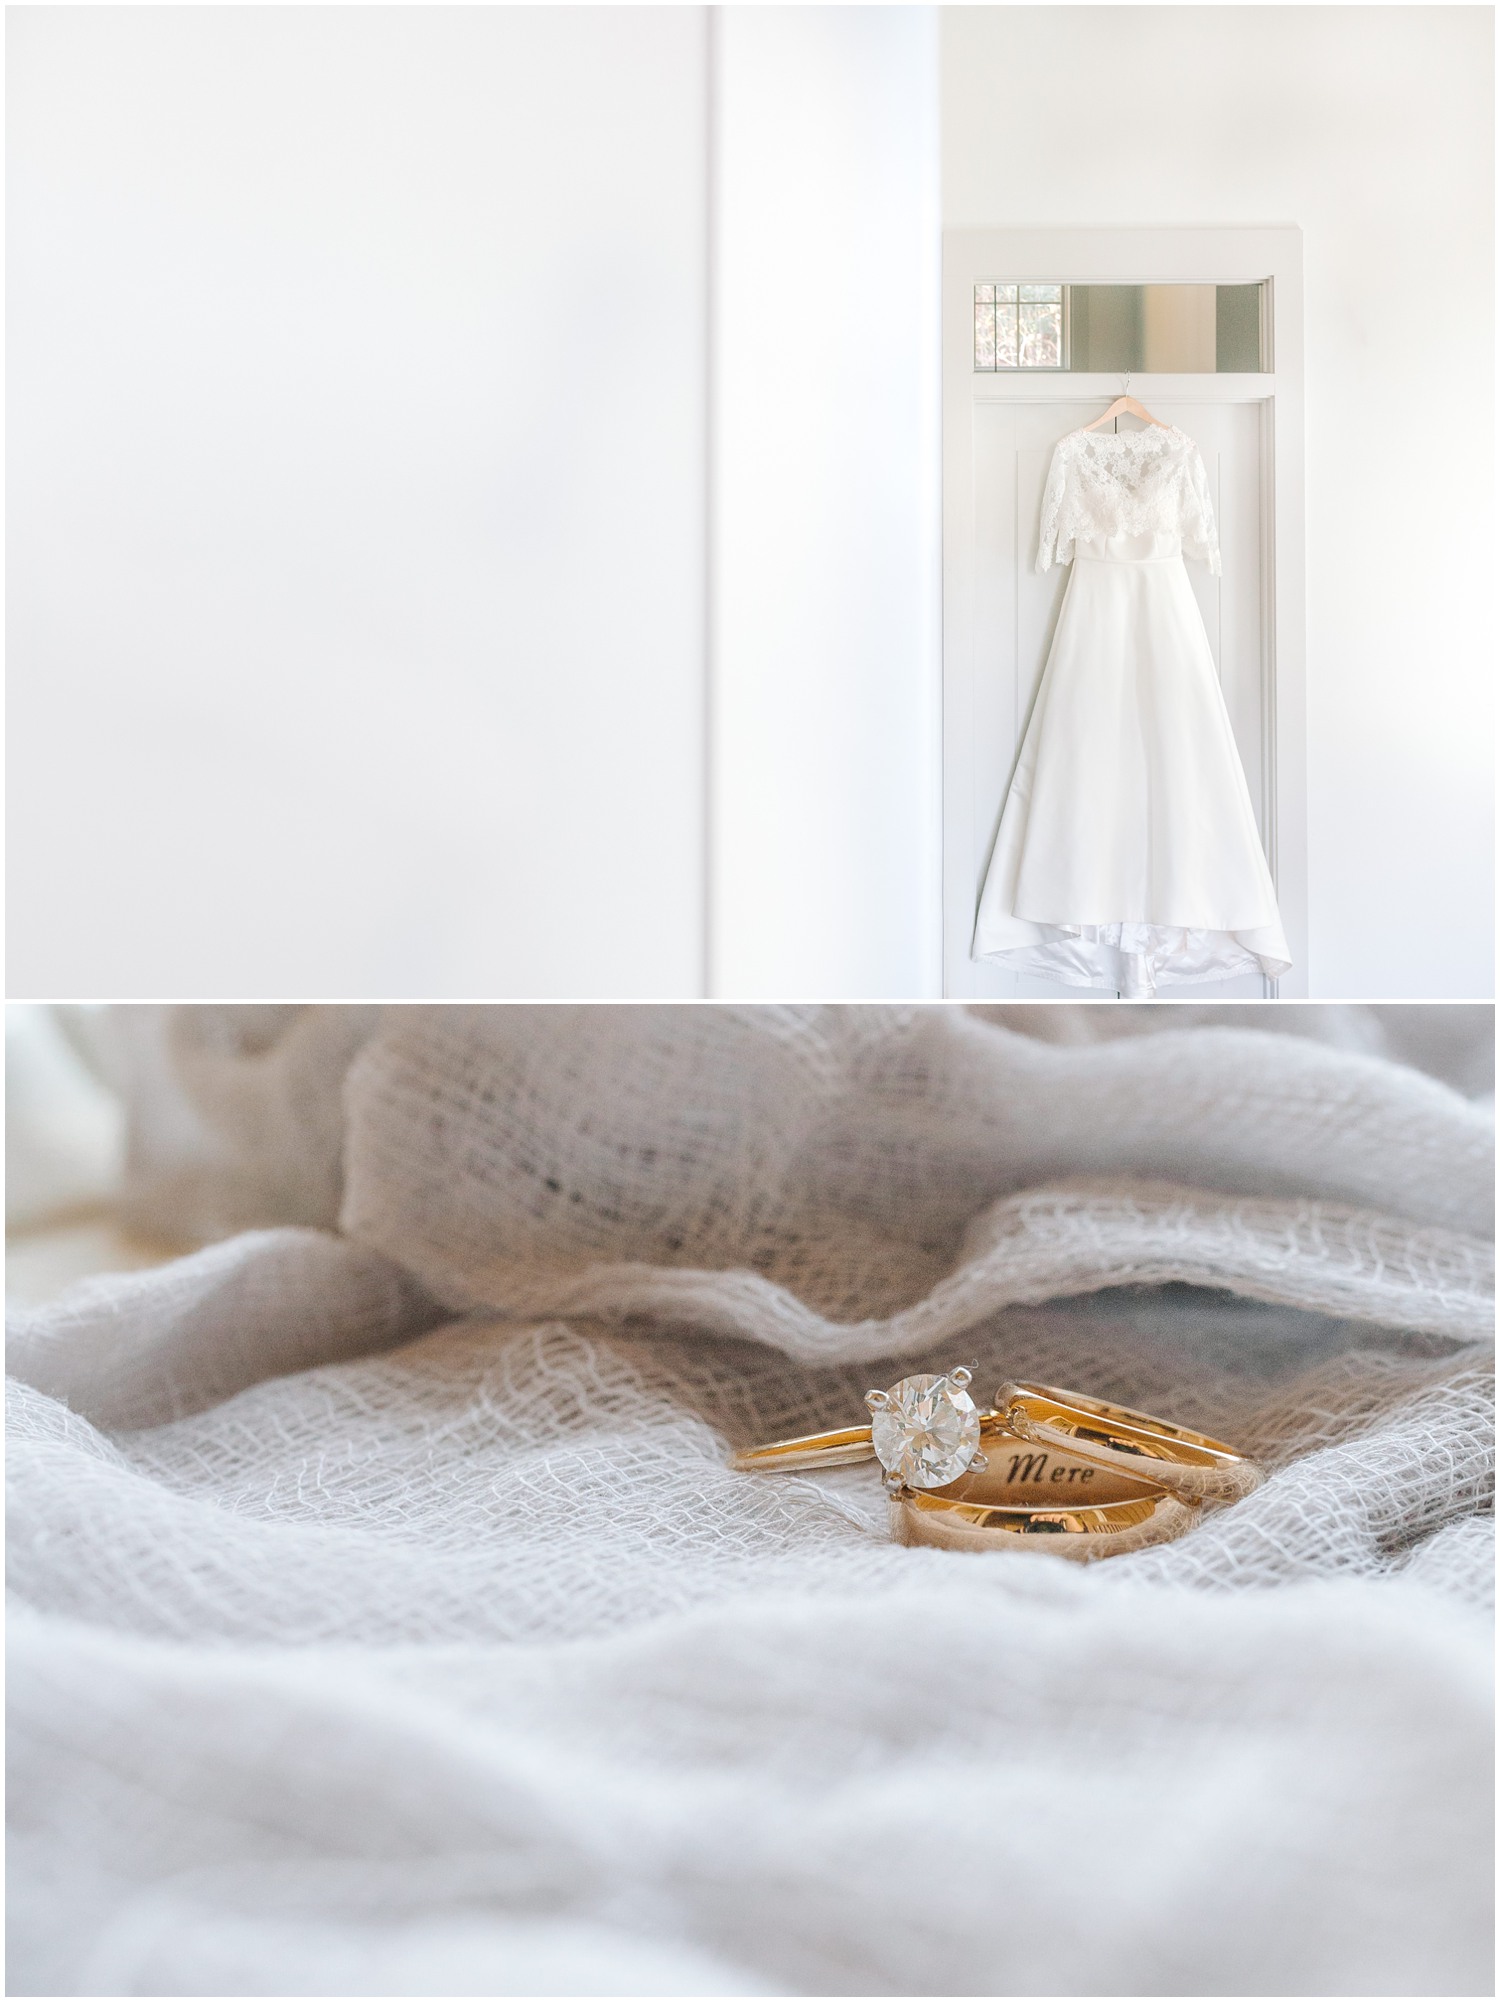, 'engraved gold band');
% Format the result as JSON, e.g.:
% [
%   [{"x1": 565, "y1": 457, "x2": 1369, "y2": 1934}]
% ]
[
  {"x1": 888, "y1": 1428, "x2": 1196, "y2": 1556},
  {"x1": 893, "y1": 1483, "x2": 1197, "y2": 1559},
  {"x1": 996, "y1": 1381, "x2": 1262, "y2": 1504}
]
